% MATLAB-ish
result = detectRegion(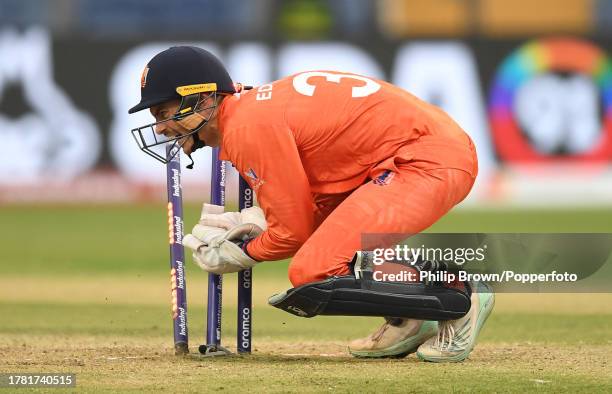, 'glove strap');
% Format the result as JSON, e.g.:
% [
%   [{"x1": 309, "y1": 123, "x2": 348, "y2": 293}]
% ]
[{"x1": 240, "y1": 238, "x2": 259, "y2": 262}]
